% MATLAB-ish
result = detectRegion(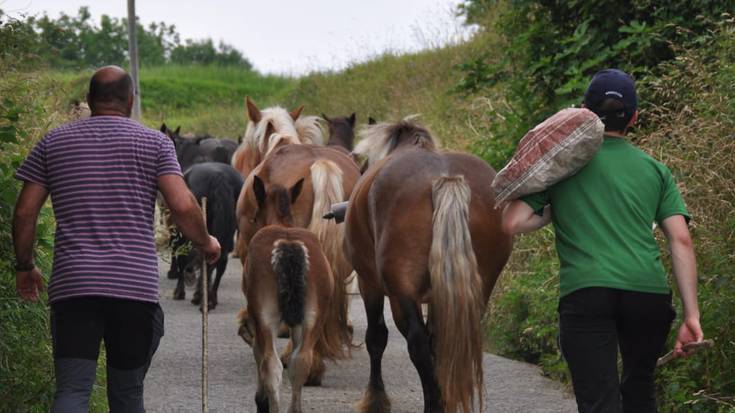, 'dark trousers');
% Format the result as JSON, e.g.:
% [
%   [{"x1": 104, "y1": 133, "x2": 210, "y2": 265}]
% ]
[
  {"x1": 50, "y1": 296, "x2": 164, "y2": 413},
  {"x1": 559, "y1": 287, "x2": 675, "y2": 413}
]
